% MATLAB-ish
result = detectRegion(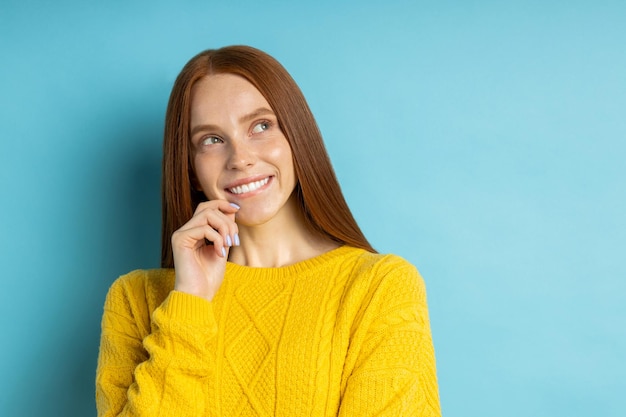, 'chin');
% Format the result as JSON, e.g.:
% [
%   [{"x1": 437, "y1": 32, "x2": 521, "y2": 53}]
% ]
[{"x1": 236, "y1": 207, "x2": 280, "y2": 227}]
